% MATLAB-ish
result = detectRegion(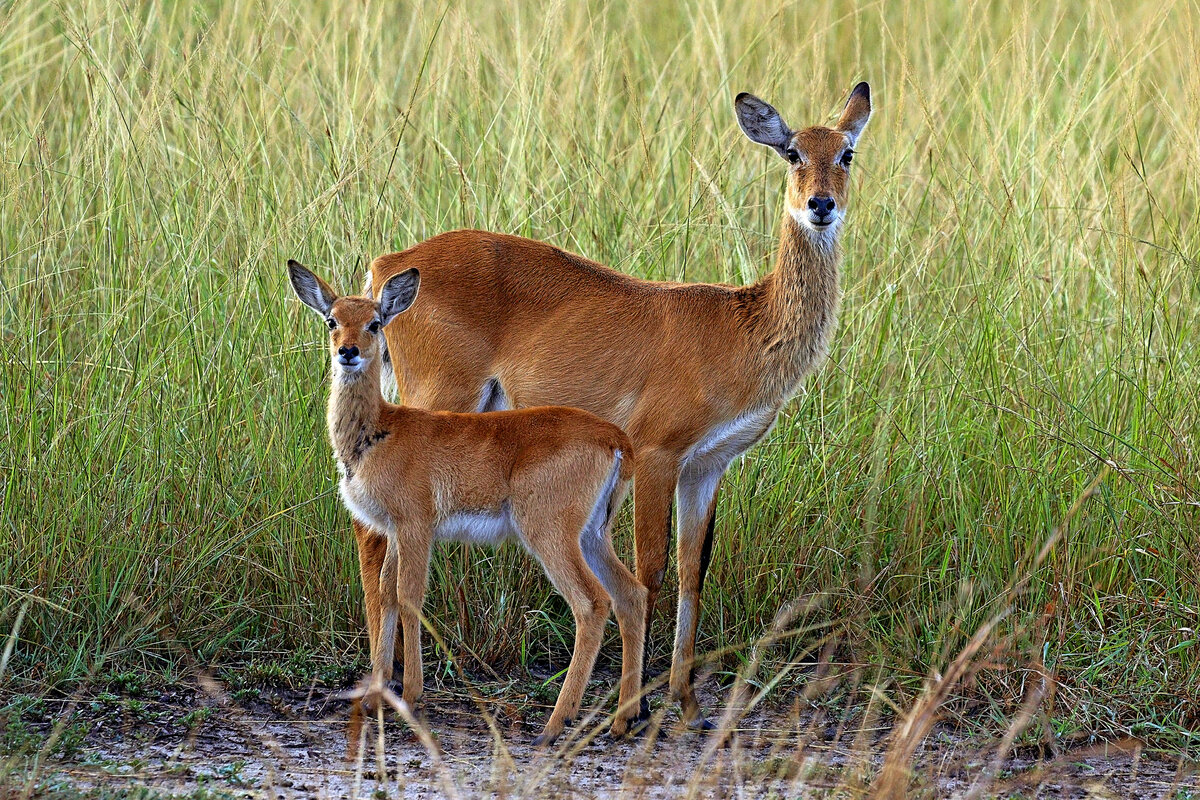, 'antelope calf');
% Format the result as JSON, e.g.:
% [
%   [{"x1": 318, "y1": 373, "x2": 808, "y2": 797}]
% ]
[{"x1": 287, "y1": 261, "x2": 647, "y2": 744}]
